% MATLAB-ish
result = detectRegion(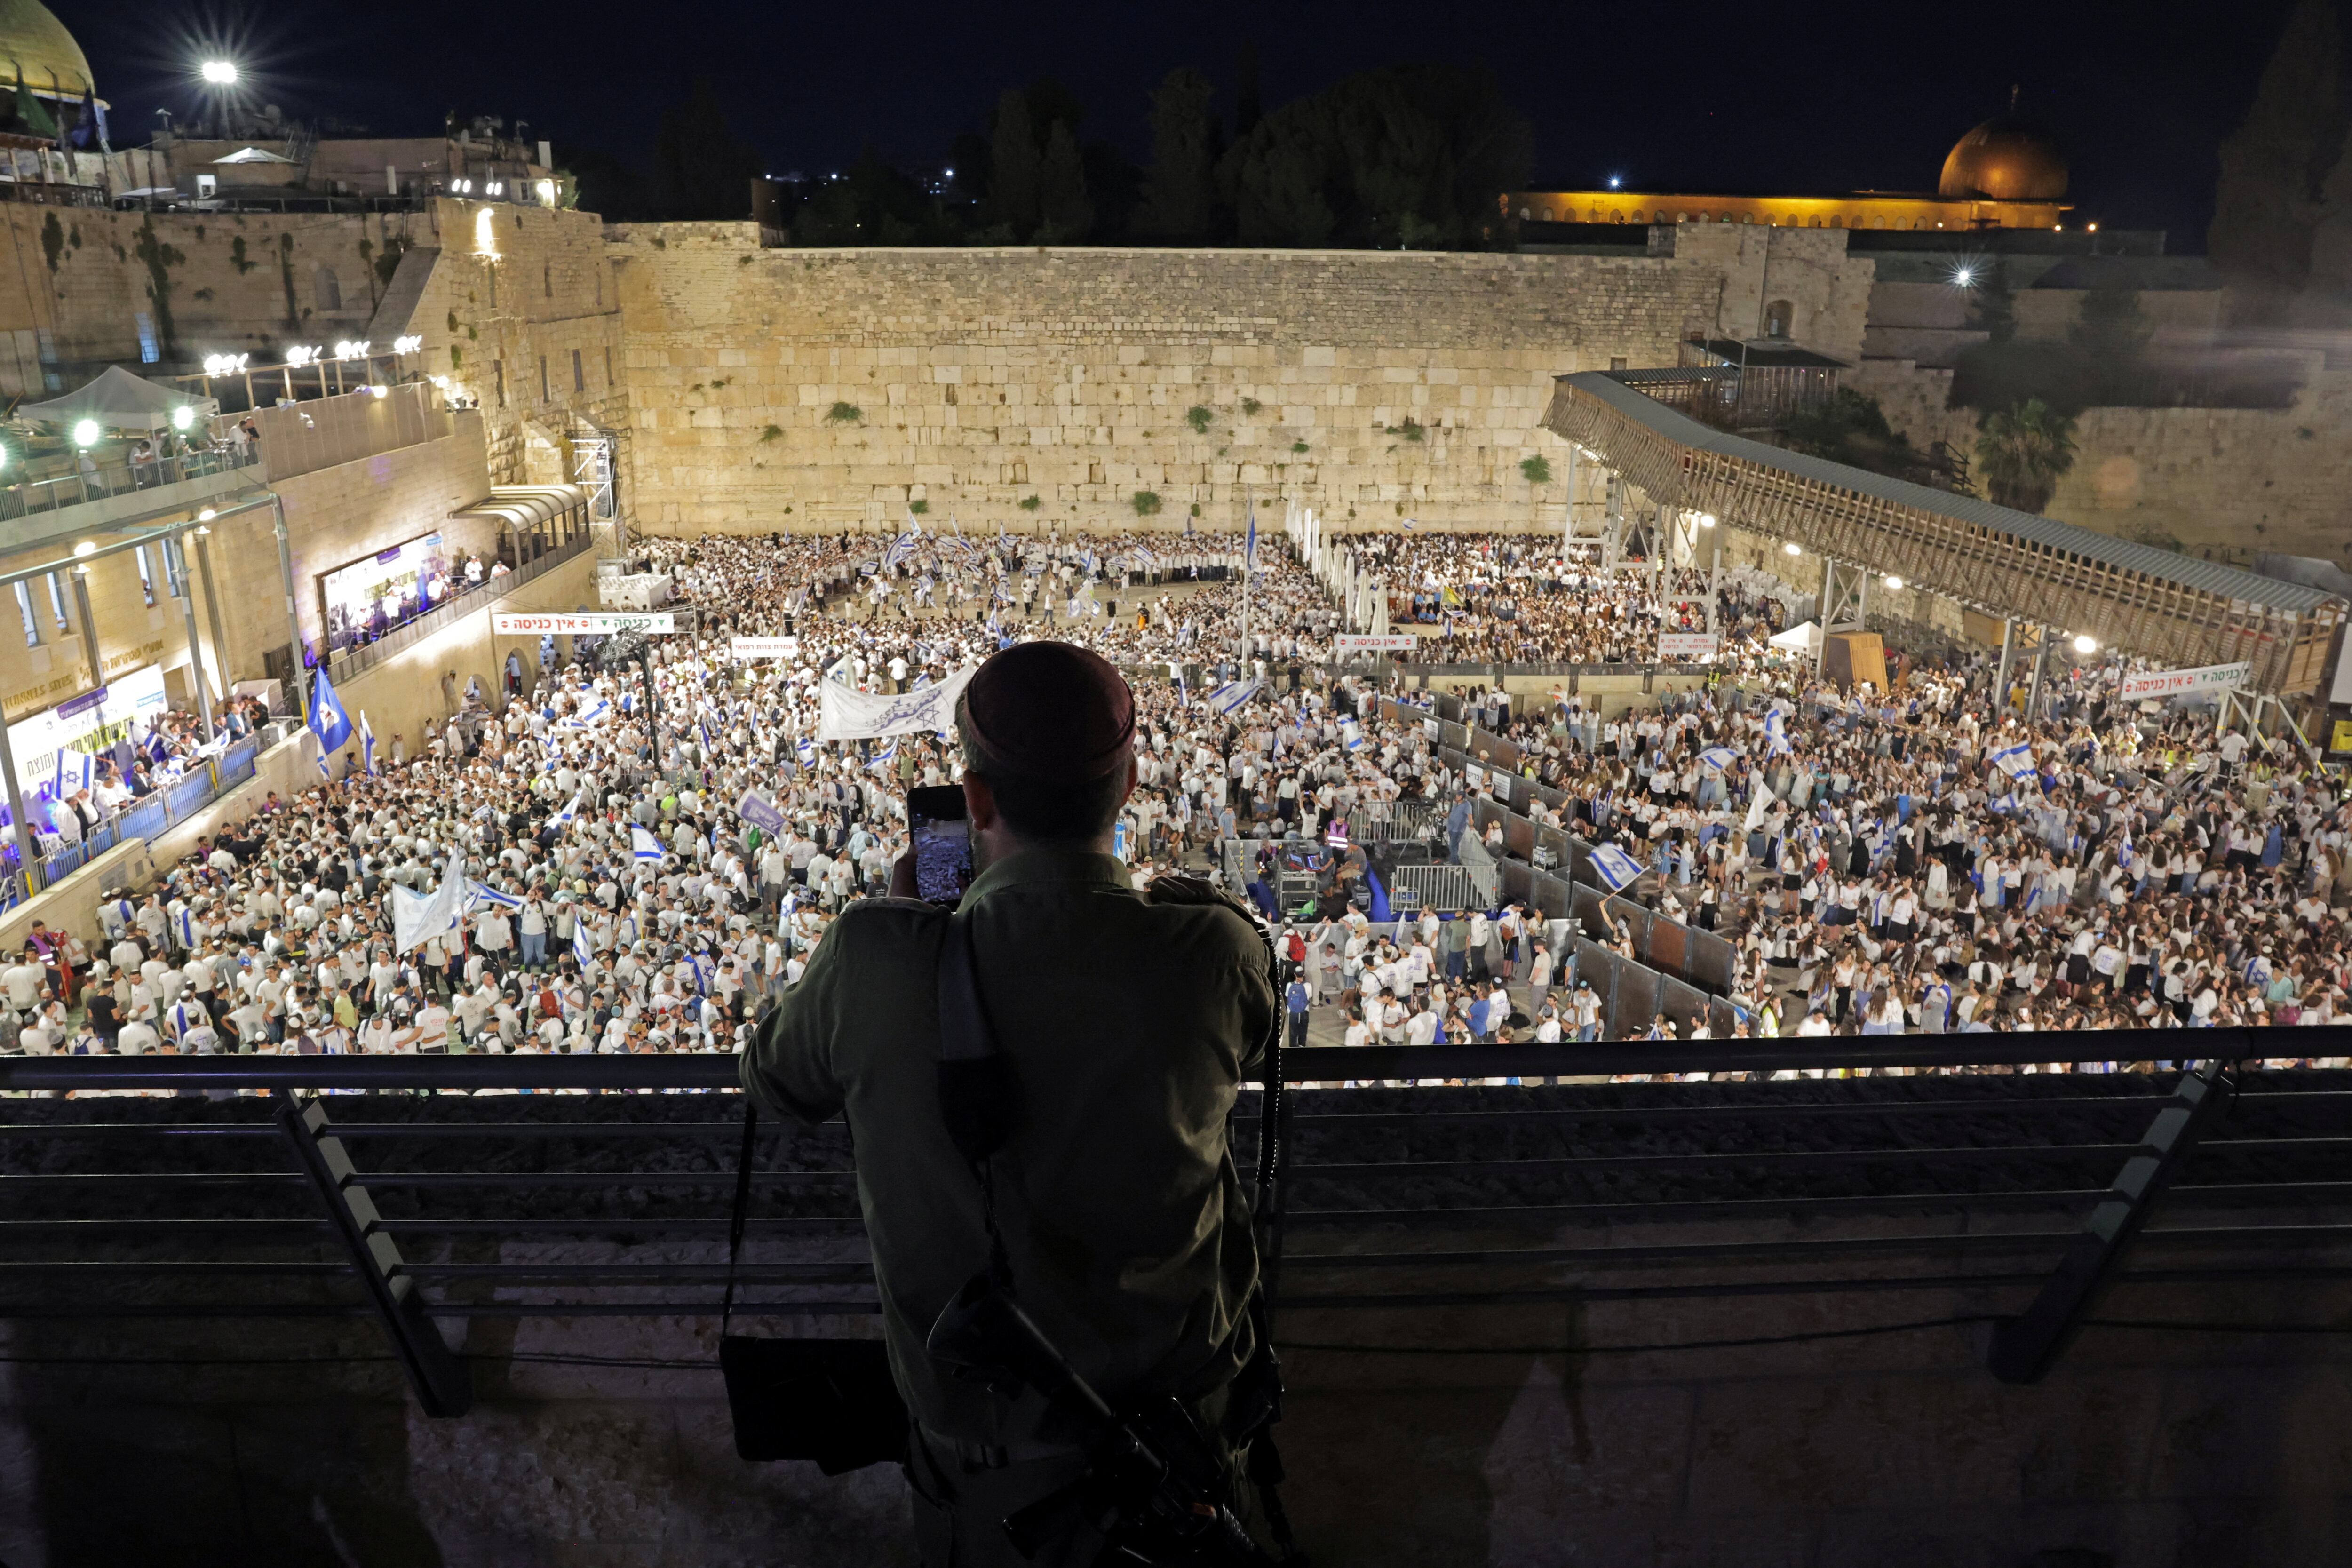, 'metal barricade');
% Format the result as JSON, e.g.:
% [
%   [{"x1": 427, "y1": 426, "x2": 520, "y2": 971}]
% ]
[{"x1": 1390, "y1": 863, "x2": 1477, "y2": 913}]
